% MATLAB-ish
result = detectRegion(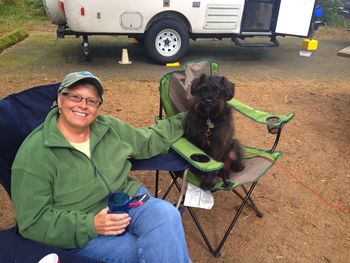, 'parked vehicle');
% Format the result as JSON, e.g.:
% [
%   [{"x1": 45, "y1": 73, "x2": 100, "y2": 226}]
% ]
[
  {"x1": 339, "y1": 0, "x2": 350, "y2": 31},
  {"x1": 339, "y1": 0, "x2": 350, "y2": 18},
  {"x1": 43, "y1": 0, "x2": 318, "y2": 64}
]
